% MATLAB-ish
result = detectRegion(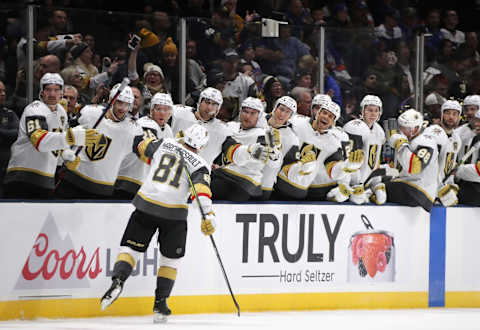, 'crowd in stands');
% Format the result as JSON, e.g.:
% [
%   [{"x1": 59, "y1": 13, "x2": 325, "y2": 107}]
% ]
[{"x1": 0, "y1": 0, "x2": 479, "y2": 208}]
